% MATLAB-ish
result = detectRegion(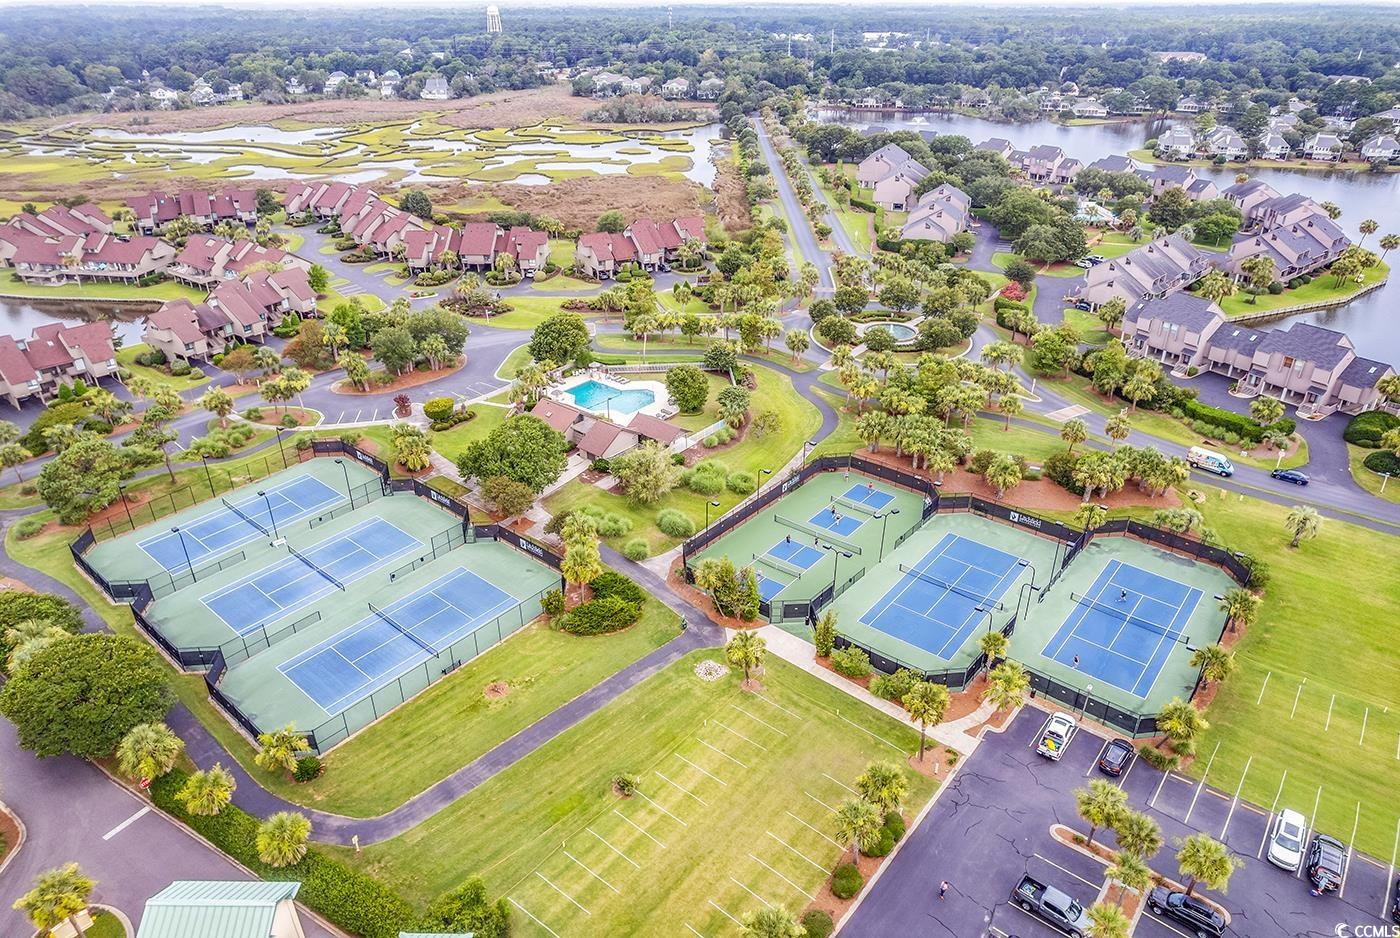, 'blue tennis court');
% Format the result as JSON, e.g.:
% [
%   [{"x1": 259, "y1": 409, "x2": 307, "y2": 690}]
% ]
[
  {"x1": 833, "y1": 482, "x2": 895, "y2": 514},
  {"x1": 1042, "y1": 560, "x2": 1202, "y2": 698},
  {"x1": 138, "y1": 475, "x2": 343, "y2": 572},
  {"x1": 202, "y1": 517, "x2": 420, "y2": 635},
  {"x1": 280, "y1": 567, "x2": 517, "y2": 715},
  {"x1": 805, "y1": 502, "x2": 865, "y2": 538},
  {"x1": 860, "y1": 533, "x2": 1026, "y2": 659},
  {"x1": 752, "y1": 537, "x2": 824, "y2": 601}
]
